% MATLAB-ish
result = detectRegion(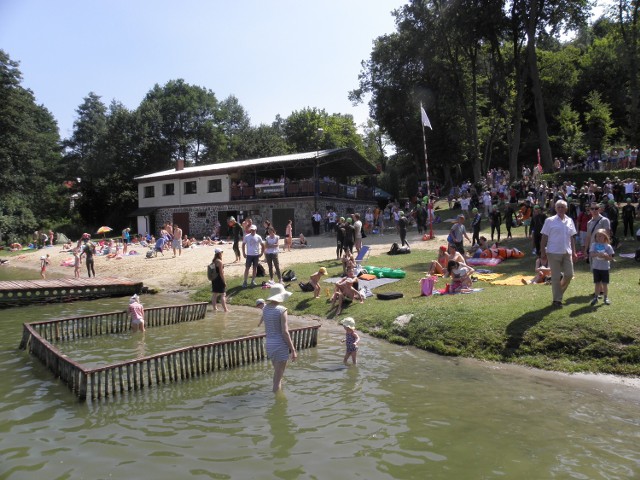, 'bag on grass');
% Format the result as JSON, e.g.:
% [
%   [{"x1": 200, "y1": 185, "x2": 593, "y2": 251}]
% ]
[
  {"x1": 420, "y1": 276, "x2": 436, "y2": 296},
  {"x1": 256, "y1": 263, "x2": 266, "y2": 277},
  {"x1": 282, "y1": 269, "x2": 297, "y2": 282},
  {"x1": 376, "y1": 292, "x2": 404, "y2": 300},
  {"x1": 299, "y1": 281, "x2": 315, "y2": 292}
]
